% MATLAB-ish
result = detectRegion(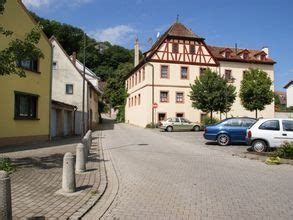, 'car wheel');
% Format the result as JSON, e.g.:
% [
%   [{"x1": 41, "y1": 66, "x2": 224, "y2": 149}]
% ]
[
  {"x1": 252, "y1": 140, "x2": 267, "y2": 153},
  {"x1": 193, "y1": 125, "x2": 200, "y2": 132},
  {"x1": 166, "y1": 126, "x2": 173, "y2": 132},
  {"x1": 217, "y1": 134, "x2": 230, "y2": 146}
]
